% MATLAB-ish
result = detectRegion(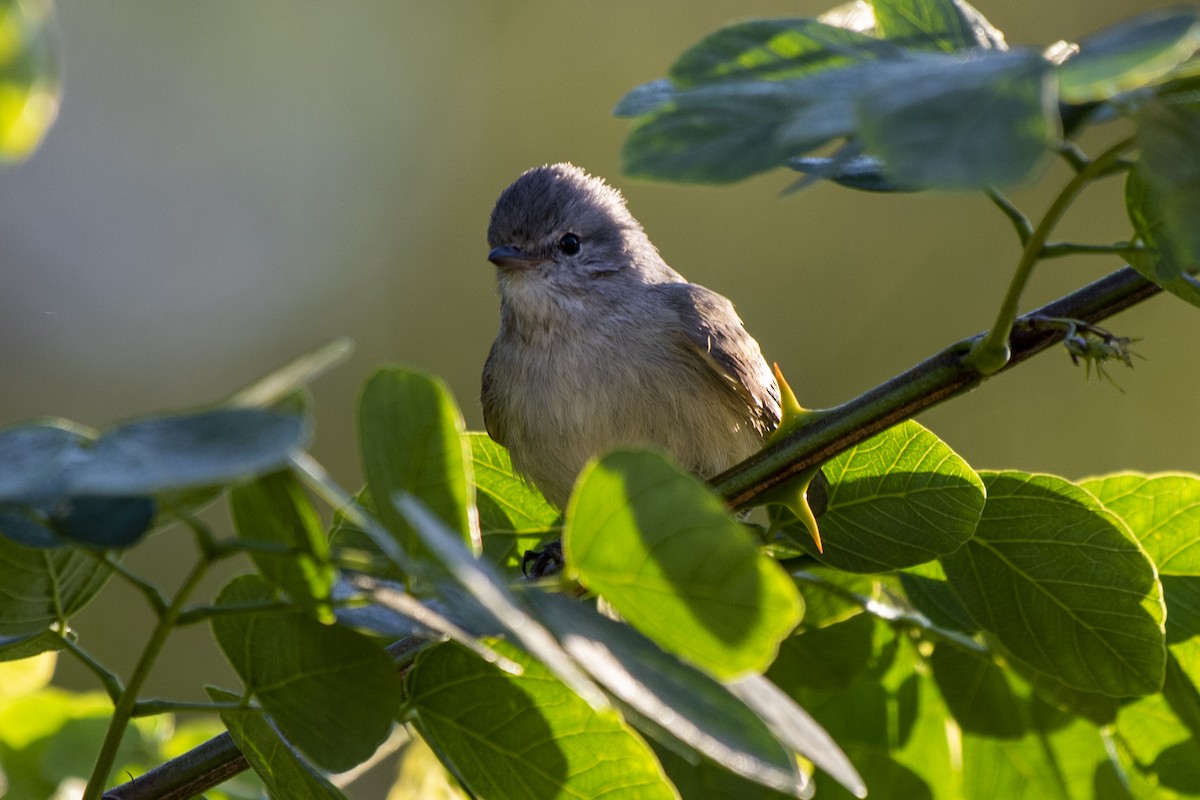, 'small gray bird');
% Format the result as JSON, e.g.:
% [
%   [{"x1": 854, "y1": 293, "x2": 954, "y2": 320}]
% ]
[{"x1": 481, "y1": 163, "x2": 782, "y2": 512}]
